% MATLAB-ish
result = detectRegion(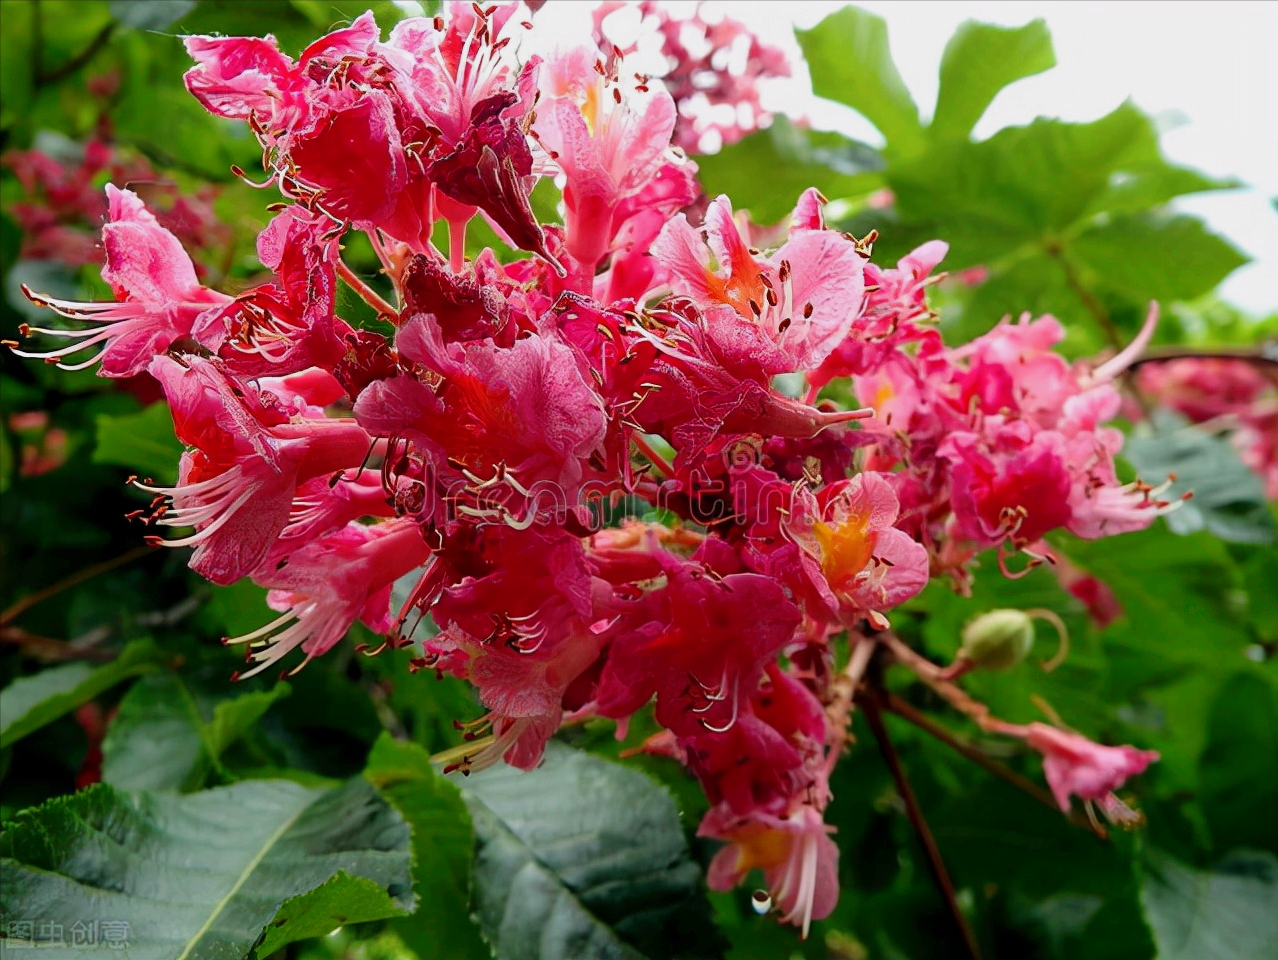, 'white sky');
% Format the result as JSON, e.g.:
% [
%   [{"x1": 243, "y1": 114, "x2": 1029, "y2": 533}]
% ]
[
  {"x1": 499, "y1": 1, "x2": 1278, "y2": 314},
  {"x1": 736, "y1": 1, "x2": 1278, "y2": 316}
]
